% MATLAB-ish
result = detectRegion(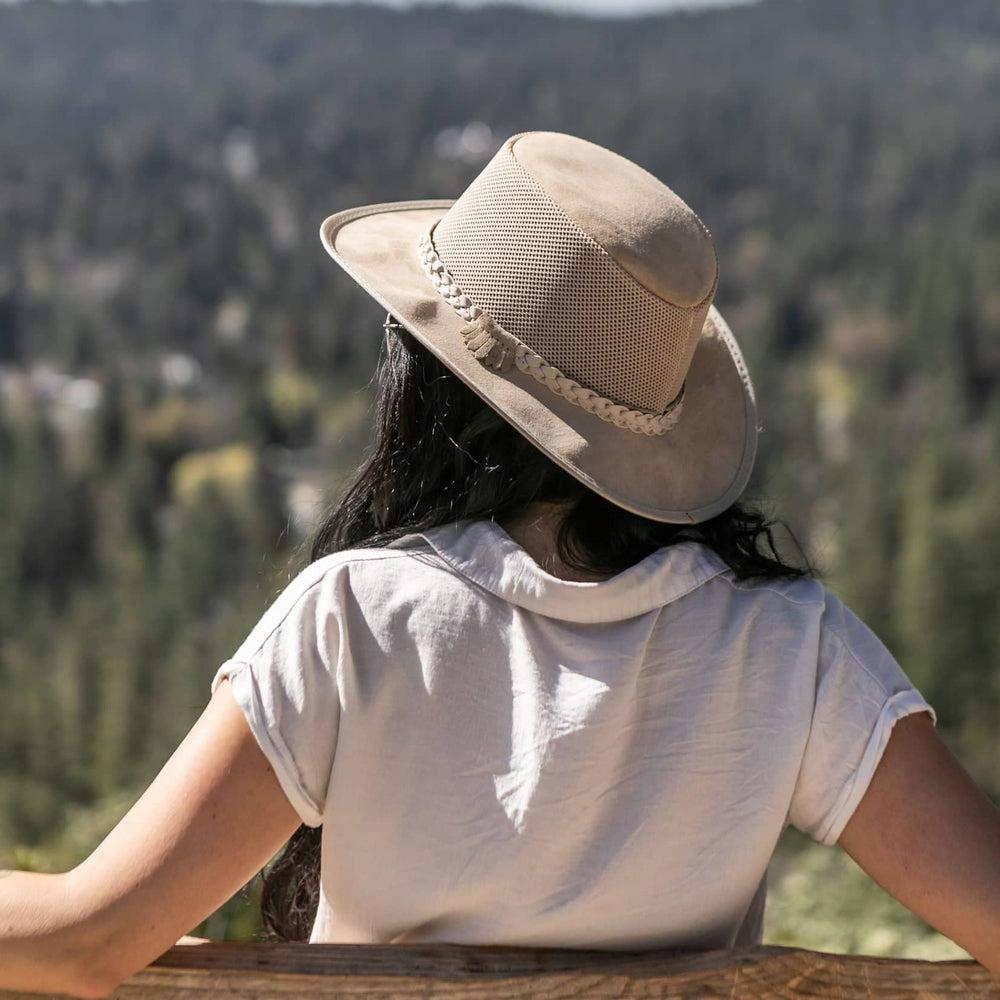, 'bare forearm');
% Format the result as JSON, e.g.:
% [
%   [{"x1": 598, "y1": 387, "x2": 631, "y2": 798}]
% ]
[{"x1": 0, "y1": 869, "x2": 100, "y2": 997}]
